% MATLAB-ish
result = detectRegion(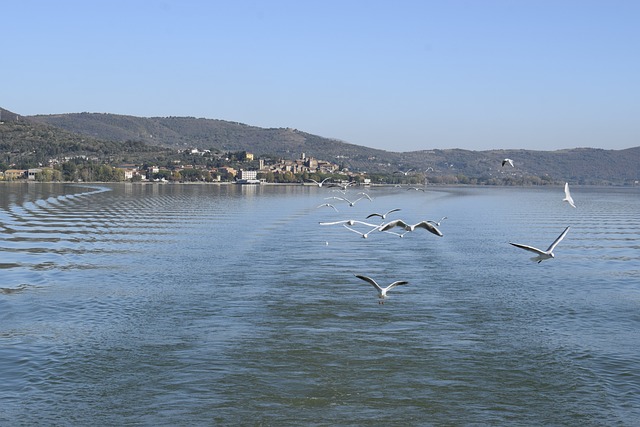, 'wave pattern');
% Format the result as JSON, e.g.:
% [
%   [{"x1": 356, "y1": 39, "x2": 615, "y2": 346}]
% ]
[{"x1": 0, "y1": 184, "x2": 639, "y2": 425}]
